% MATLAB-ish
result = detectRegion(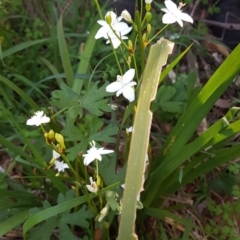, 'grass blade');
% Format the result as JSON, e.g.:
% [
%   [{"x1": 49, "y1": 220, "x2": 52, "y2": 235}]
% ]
[{"x1": 57, "y1": 15, "x2": 74, "y2": 87}]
